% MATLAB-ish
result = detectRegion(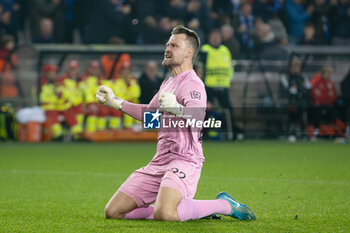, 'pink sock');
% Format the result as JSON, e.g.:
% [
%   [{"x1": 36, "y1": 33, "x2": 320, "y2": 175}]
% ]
[
  {"x1": 124, "y1": 206, "x2": 154, "y2": 220},
  {"x1": 177, "y1": 198, "x2": 231, "y2": 221}
]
